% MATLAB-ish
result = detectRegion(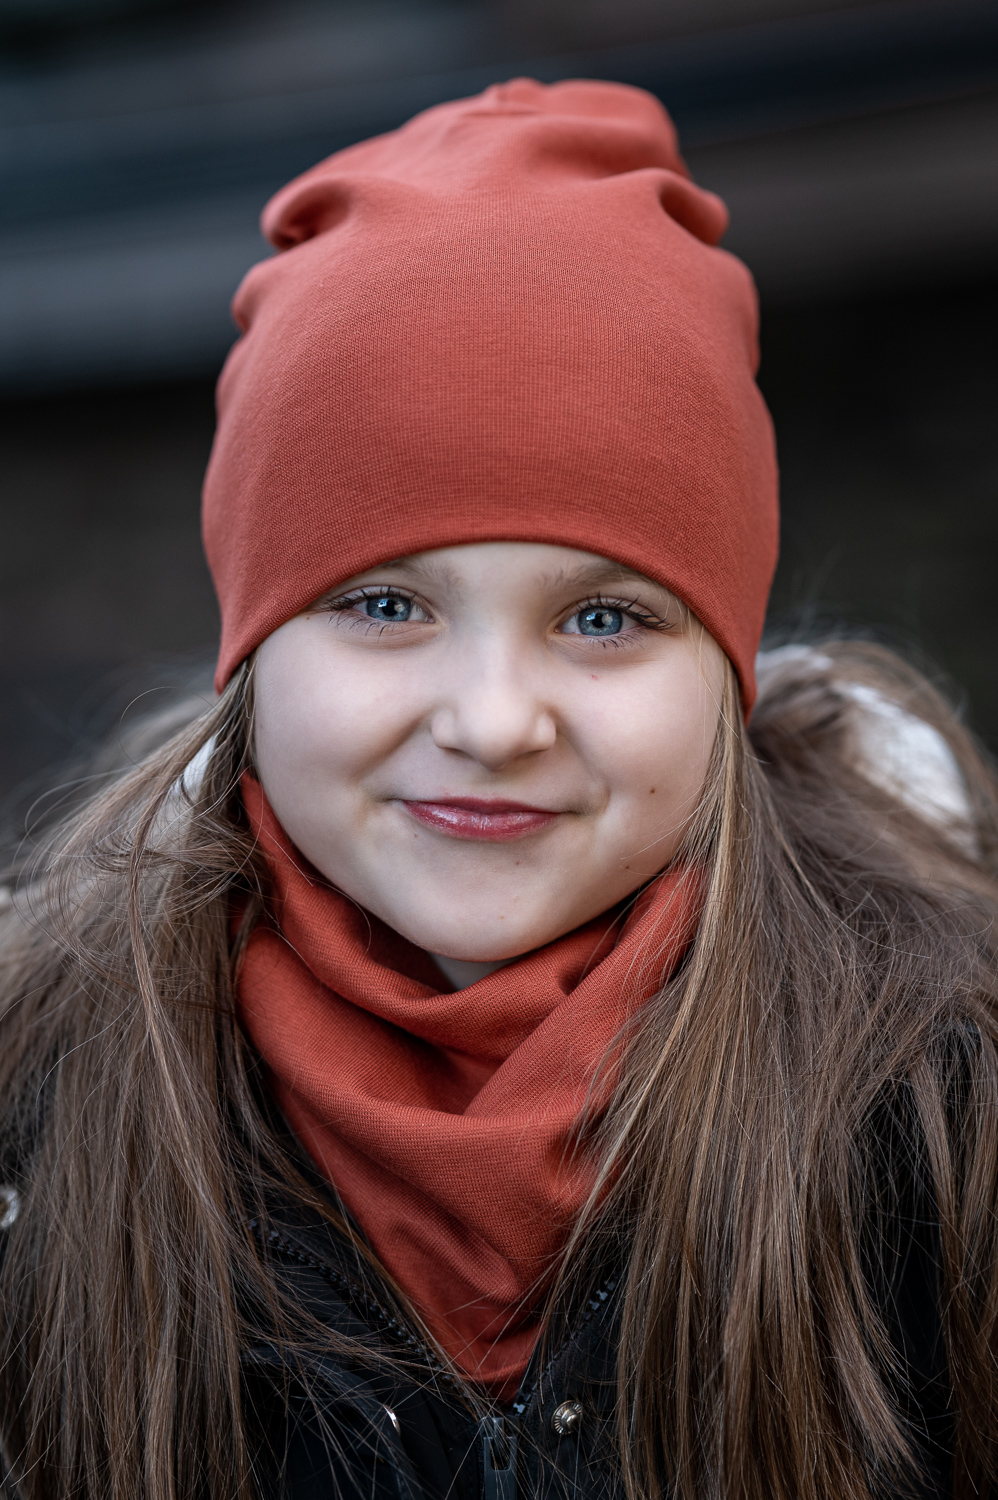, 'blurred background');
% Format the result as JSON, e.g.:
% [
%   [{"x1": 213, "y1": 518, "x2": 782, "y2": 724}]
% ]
[{"x1": 1, "y1": 0, "x2": 996, "y2": 824}]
